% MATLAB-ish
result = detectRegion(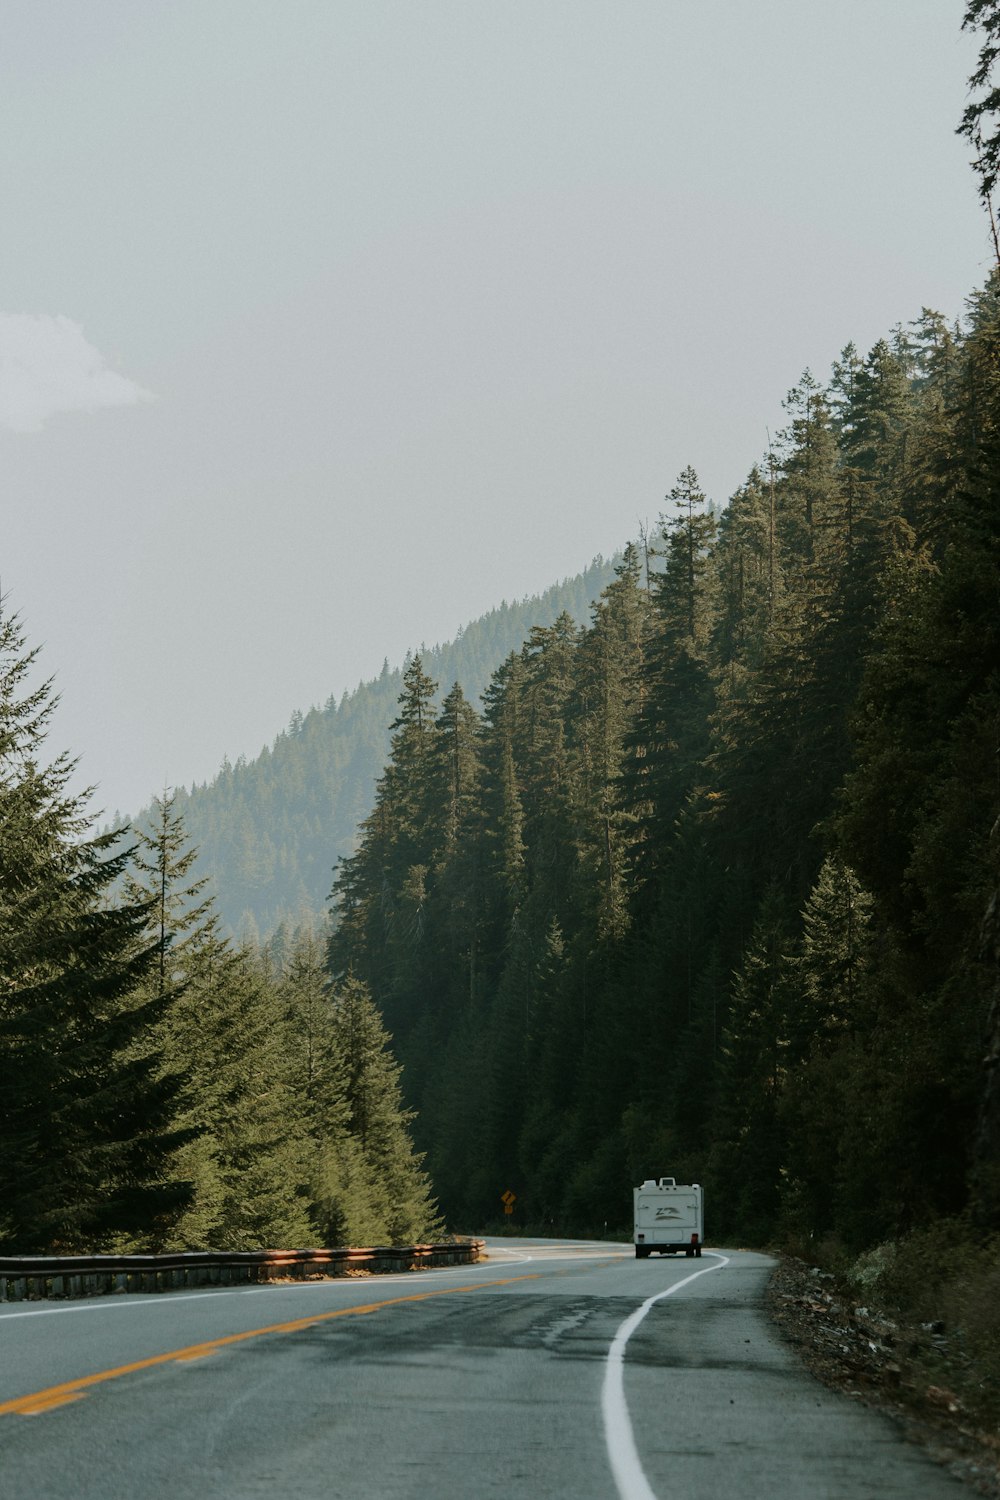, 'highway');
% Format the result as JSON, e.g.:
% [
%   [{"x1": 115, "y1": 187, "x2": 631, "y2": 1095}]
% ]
[{"x1": 0, "y1": 1240, "x2": 969, "y2": 1499}]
